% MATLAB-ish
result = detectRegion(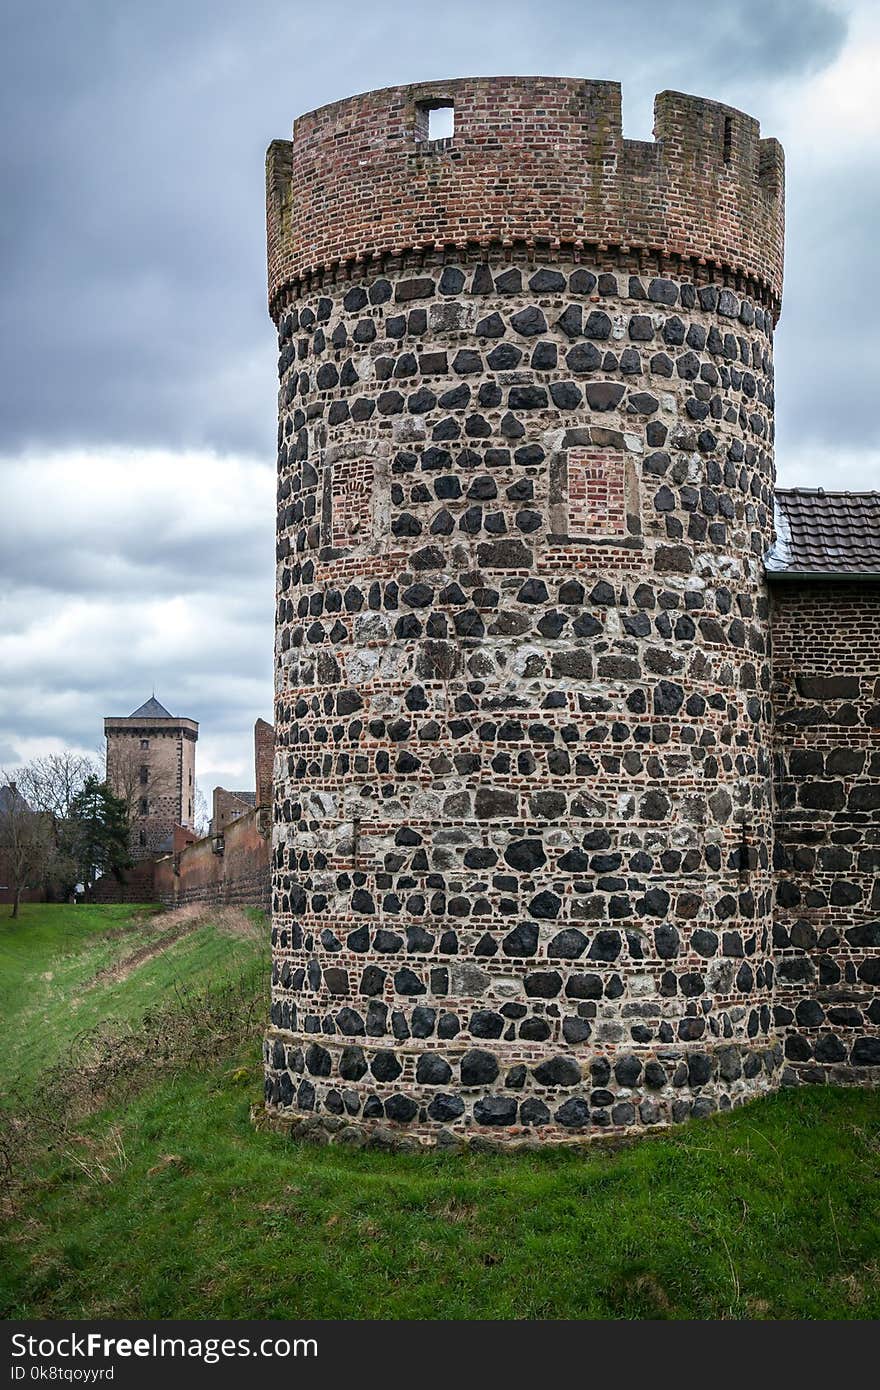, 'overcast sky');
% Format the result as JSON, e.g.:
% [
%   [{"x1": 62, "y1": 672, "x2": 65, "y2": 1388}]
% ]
[{"x1": 1, "y1": 0, "x2": 877, "y2": 799}]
